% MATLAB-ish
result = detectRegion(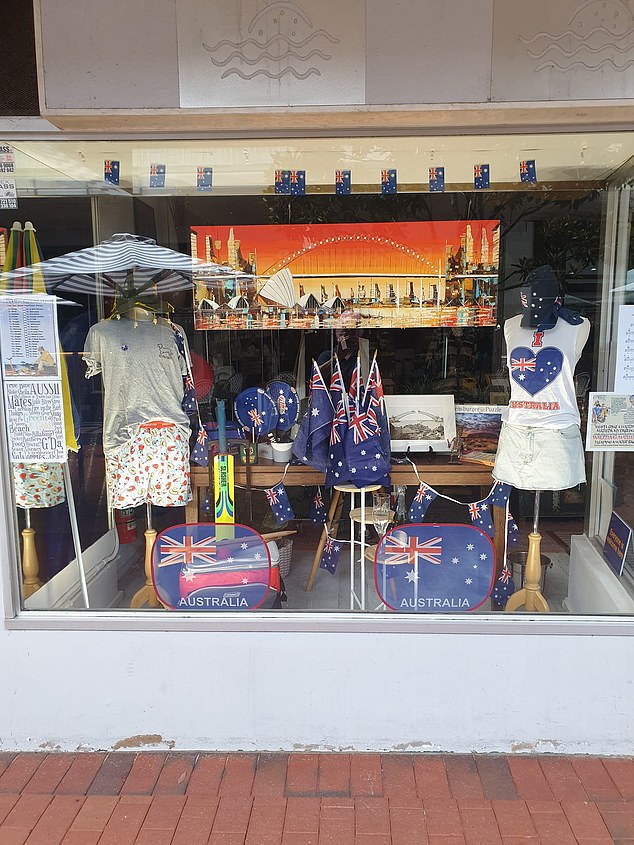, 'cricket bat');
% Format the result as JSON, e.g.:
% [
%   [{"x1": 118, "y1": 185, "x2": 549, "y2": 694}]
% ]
[{"x1": 213, "y1": 399, "x2": 235, "y2": 525}]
